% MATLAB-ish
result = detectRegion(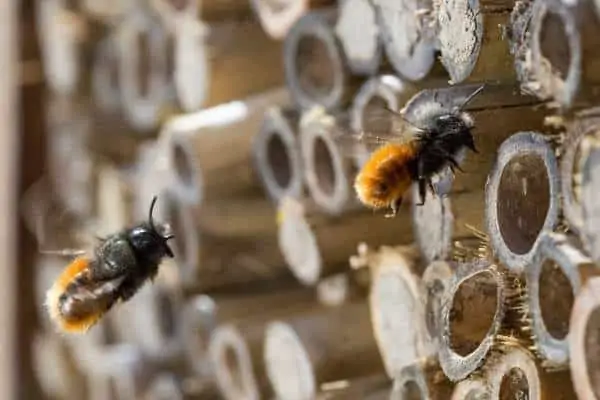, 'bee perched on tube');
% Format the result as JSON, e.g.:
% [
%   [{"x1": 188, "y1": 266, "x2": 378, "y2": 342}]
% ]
[
  {"x1": 338, "y1": 85, "x2": 484, "y2": 218},
  {"x1": 44, "y1": 195, "x2": 175, "y2": 334}
]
